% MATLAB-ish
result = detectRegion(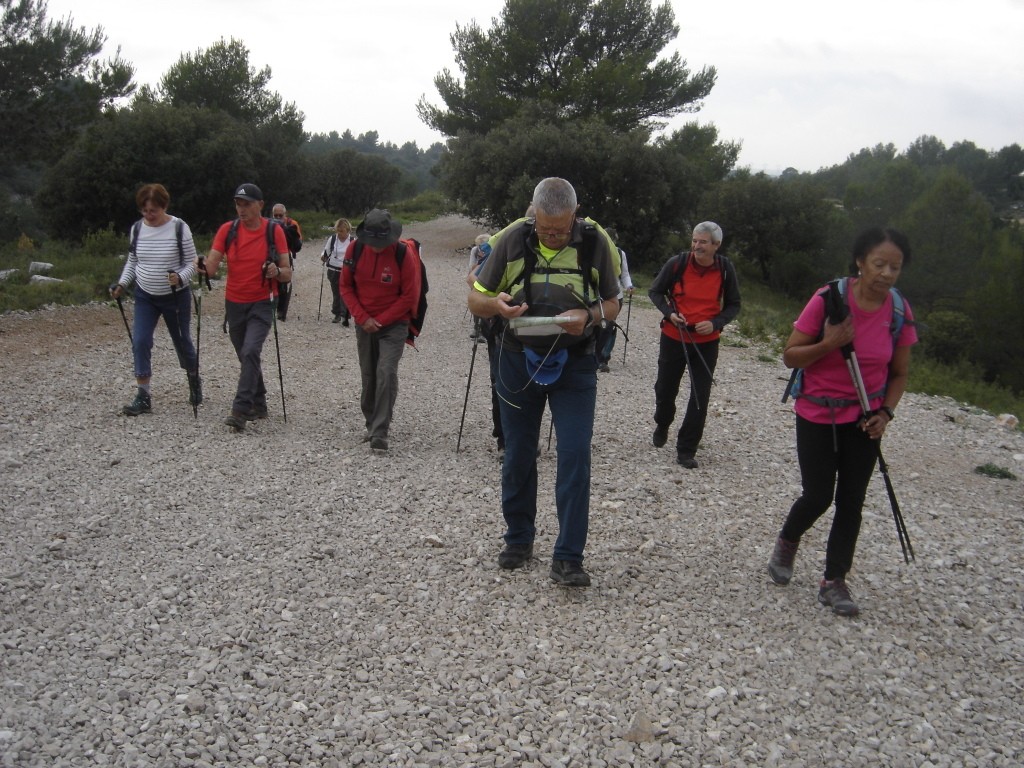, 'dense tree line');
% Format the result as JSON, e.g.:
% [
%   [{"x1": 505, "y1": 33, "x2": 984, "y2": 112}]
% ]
[
  {"x1": 4, "y1": 0, "x2": 1022, "y2": 392},
  {"x1": 0, "y1": 3, "x2": 436, "y2": 243}
]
